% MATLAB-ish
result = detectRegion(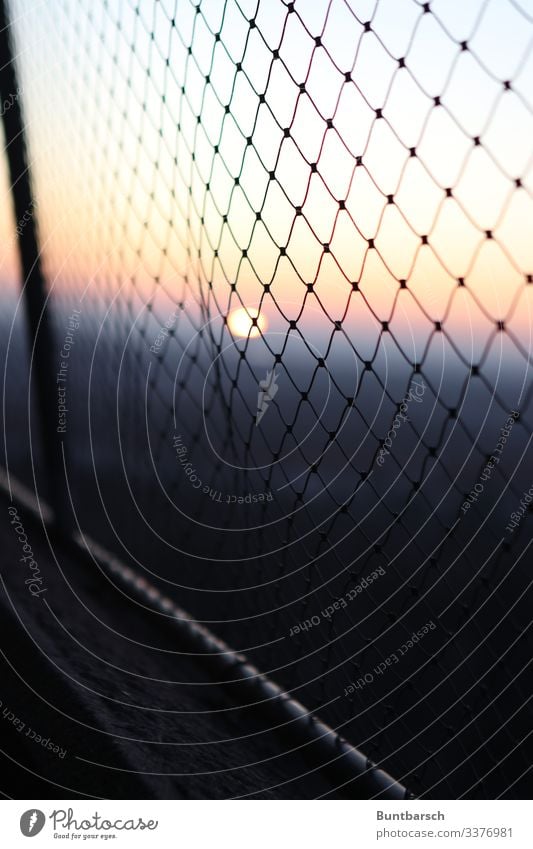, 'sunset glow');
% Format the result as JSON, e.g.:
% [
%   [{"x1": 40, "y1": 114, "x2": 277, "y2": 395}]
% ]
[
  {"x1": 227, "y1": 306, "x2": 267, "y2": 339},
  {"x1": 2, "y1": 0, "x2": 532, "y2": 348}
]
